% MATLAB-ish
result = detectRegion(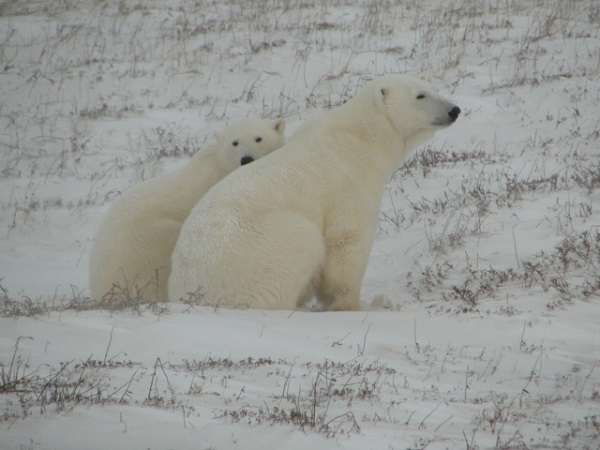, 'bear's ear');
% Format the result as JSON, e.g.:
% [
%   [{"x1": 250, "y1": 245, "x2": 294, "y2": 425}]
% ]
[
  {"x1": 375, "y1": 85, "x2": 389, "y2": 110},
  {"x1": 272, "y1": 118, "x2": 286, "y2": 135},
  {"x1": 214, "y1": 130, "x2": 224, "y2": 143}
]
